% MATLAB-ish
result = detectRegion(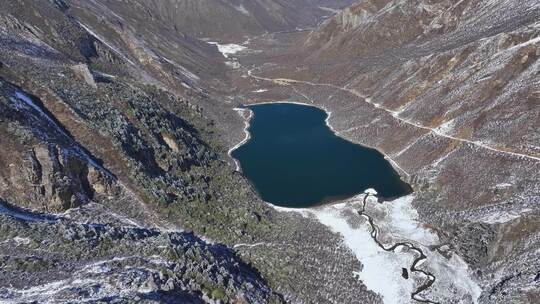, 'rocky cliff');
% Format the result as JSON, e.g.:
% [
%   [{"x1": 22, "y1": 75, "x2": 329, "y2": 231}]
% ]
[
  {"x1": 0, "y1": 1, "x2": 380, "y2": 303},
  {"x1": 235, "y1": 0, "x2": 540, "y2": 302},
  {"x1": 1, "y1": 0, "x2": 538, "y2": 303}
]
